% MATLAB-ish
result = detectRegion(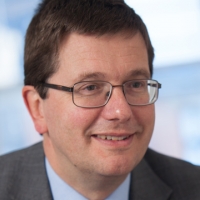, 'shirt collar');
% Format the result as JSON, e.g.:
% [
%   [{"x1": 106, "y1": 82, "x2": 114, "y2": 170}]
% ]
[{"x1": 45, "y1": 158, "x2": 130, "y2": 200}]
